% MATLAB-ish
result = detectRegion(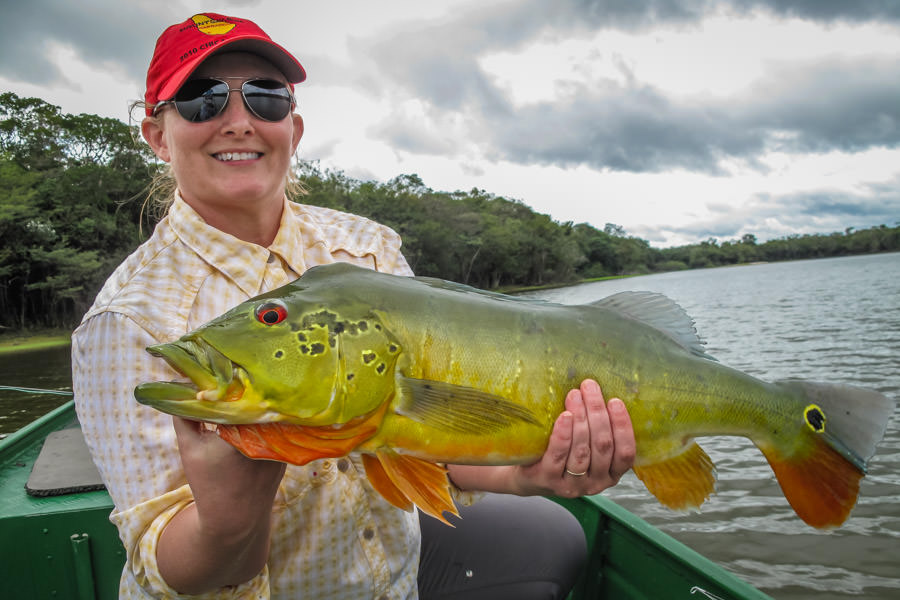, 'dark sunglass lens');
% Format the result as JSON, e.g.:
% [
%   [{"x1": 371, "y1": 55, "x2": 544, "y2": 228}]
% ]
[
  {"x1": 174, "y1": 79, "x2": 229, "y2": 122},
  {"x1": 243, "y1": 80, "x2": 293, "y2": 121}
]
